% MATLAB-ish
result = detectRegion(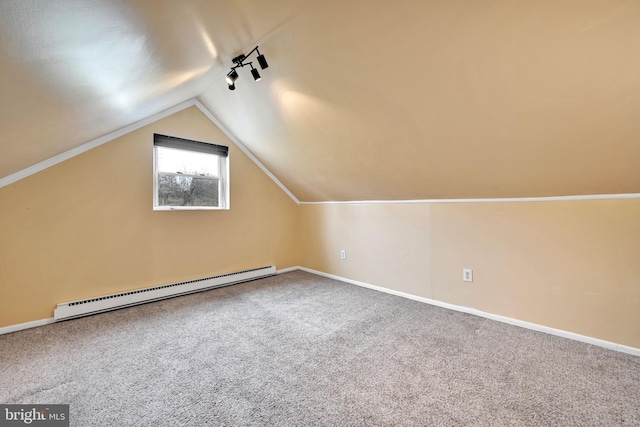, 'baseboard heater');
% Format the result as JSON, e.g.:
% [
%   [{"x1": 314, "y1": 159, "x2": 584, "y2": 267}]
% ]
[{"x1": 54, "y1": 265, "x2": 276, "y2": 321}]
